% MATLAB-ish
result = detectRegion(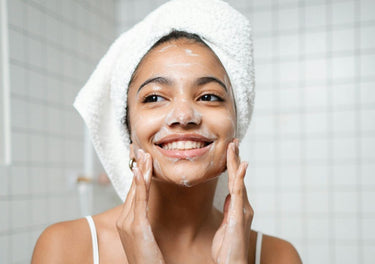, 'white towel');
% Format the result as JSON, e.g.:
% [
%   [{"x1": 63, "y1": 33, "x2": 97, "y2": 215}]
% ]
[{"x1": 73, "y1": 0, "x2": 255, "y2": 201}]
